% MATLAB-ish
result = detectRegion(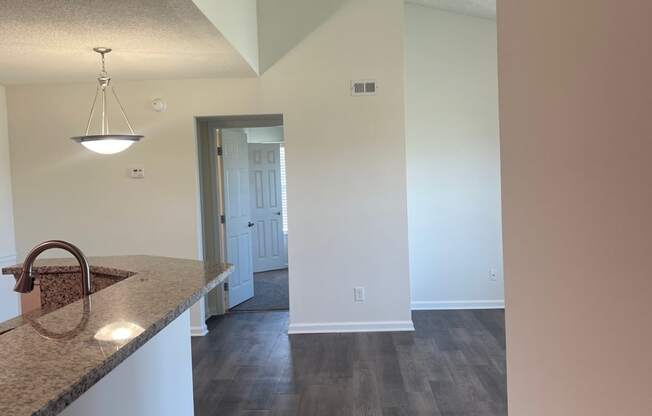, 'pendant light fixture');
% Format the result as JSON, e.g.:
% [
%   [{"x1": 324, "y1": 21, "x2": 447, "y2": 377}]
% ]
[{"x1": 71, "y1": 47, "x2": 143, "y2": 155}]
